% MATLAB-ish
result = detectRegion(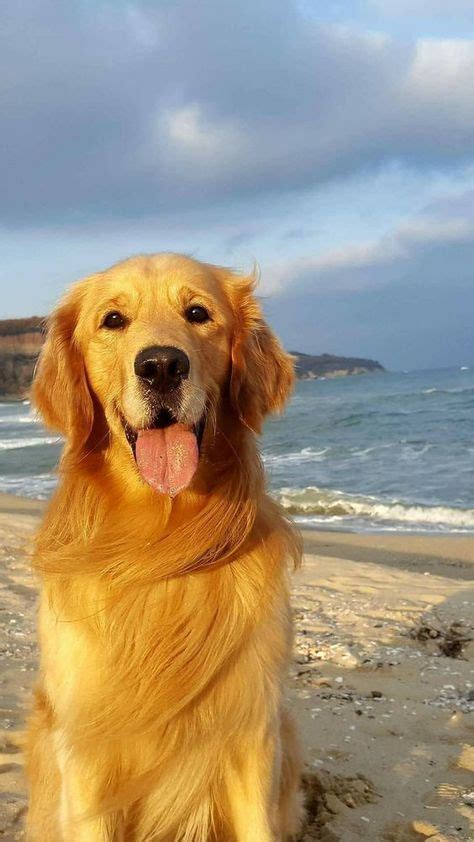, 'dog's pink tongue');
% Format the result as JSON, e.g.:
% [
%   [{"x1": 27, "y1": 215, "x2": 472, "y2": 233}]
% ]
[{"x1": 135, "y1": 425, "x2": 198, "y2": 497}]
